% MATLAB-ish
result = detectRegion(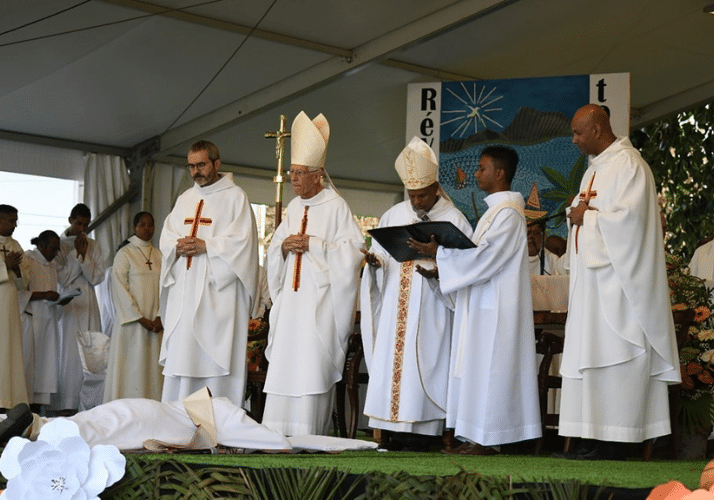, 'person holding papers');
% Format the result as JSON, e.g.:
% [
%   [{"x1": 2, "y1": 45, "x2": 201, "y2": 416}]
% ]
[
  {"x1": 361, "y1": 137, "x2": 471, "y2": 451},
  {"x1": 409, "y1": 145, "x2": 541, "y2": 455}
]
